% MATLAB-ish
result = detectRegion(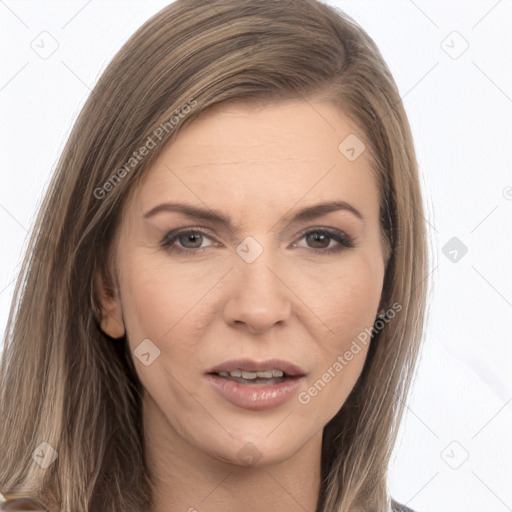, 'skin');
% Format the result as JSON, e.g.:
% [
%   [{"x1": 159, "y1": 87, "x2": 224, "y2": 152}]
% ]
[{"x1": 96, "y1": 99, "x2": 386, "y2": 512}]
